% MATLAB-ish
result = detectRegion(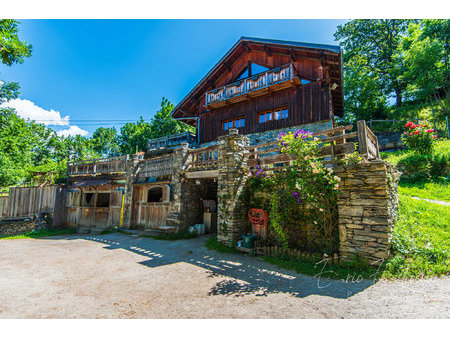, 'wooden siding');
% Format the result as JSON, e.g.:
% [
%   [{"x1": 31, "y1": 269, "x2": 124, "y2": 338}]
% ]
[
  {"x1": 131, "y1": 184, "x2": 170, "y2": 229},
  {"x1": 0, "y1": 185, "x2": 60, "y2": 220},
  {"x1": 64, "y1": 183, "x2": 124, "y2": 228},
  {"x1": 200, "y1": 81, "x2": 330, "y2": 143}
]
